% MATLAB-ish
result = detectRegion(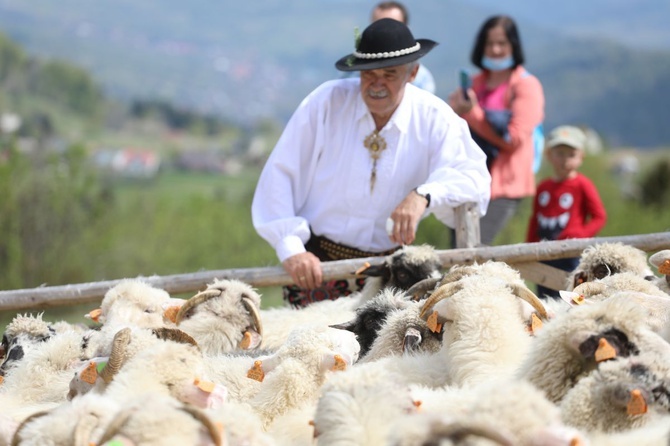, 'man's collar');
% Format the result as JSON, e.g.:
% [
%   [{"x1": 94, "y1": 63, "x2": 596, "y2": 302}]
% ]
[{"x1": 355, "y1": 83, "x2": 415, "y2": 134}]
